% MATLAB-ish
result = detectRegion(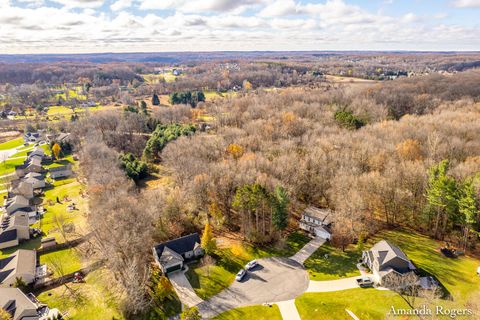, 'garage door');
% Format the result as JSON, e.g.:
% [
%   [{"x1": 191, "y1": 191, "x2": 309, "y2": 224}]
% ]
[{"x1": 166, "y1": 263, "x2": 182, "y2": 273}]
